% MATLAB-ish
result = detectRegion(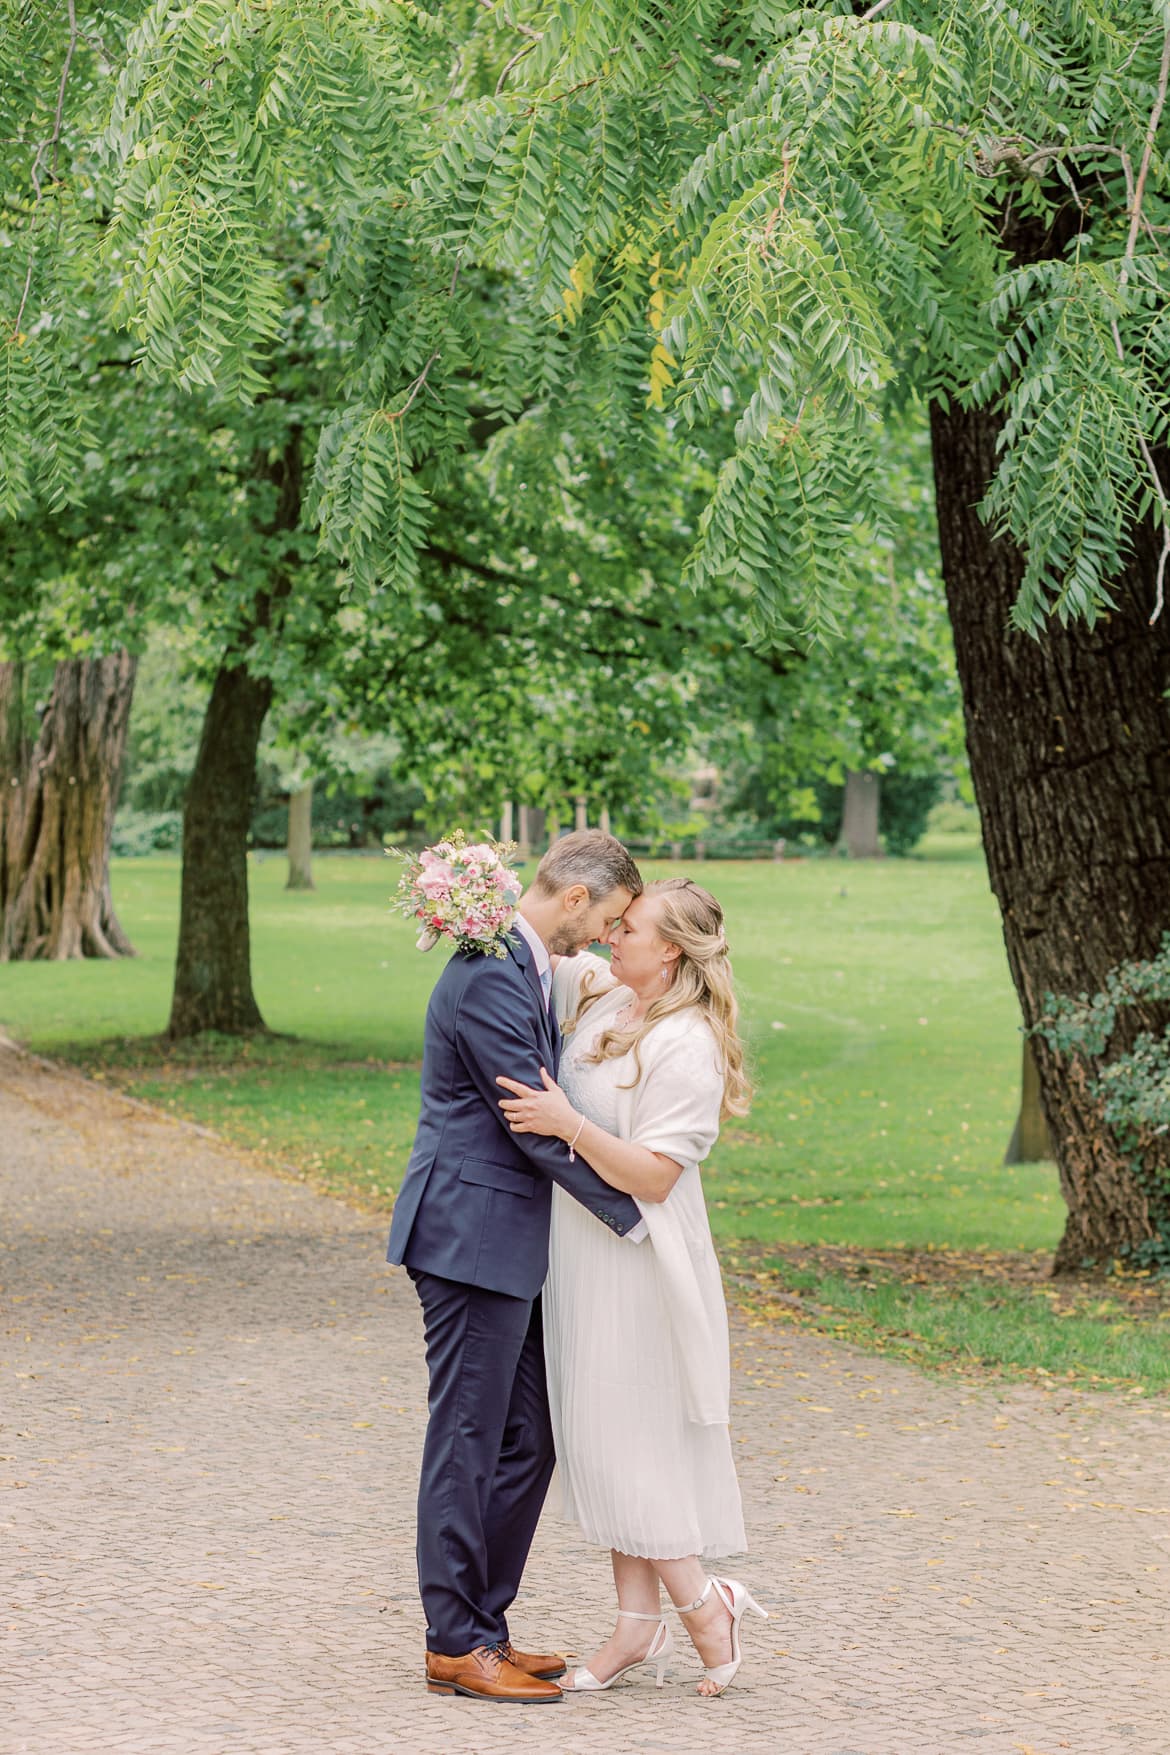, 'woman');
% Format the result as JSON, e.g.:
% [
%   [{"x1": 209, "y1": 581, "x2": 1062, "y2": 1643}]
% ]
[{"x1": 496, "y1": 876, "x2": 766, "y2": 1697}]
